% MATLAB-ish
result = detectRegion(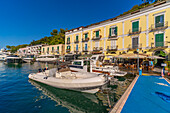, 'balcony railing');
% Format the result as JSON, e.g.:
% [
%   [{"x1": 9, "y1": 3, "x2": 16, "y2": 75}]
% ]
[
  {"x1": 82, "y1": 47, "x2": 88, "y2": 52},
  {"x1": 150, "y1": 21, "x2": 168, "y2": 31},
  {"x1": 66, "y1": 49, "x2": 71, "y2": 53},
  {"x1": 108, "y1": 34, "x2": 118, "y2": 39},
  {"x1": 128, "y1": 43, "x2": 142, "y2": 50},
  {"x1": 128, "y1": 27, "x2": 142, "y2": 35},
  {"x1": 107, "y1": 46, "x2": 118, "y2": 51},
  {"x1": 93, "y1": 47, "x2": 103, "y2": 51},
  {"x1": 66, "y1": 41, "x2": 70, "y2": 44},
  {"x1": 151, "y1": 41, "x2": 169, "y2": 48},
  {"x1": 92, "y1": 35, "x2": 102, "y2": 40},
  {"x1": 82, "y1": 38, "x2": 89, "y2": 42},
  {"x1": 74, "y1": 48, "x2": 79, "y2": 52},
  {"x1": 74, "y1": 40, "x2": 79, "y2": 43}
]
